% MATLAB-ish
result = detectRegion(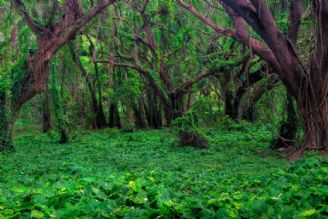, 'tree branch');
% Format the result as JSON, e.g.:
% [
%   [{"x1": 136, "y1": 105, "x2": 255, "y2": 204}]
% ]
[
  {"x1": 288, "y1": 0, "x2": 302, "y2": 44},
  {"x1": 176, "y1": 70, "x2": 218, "y2": 96},
  {"x1": 176, "y1": 0, "x2": 281, "y2": 73},
  {"x1": 57, "y1": 0, "x2": 117, "y2": 48},
  {"x1": 12, "y1": 0, "x2": 44, "y2": 34},
  {"x1": 112, "y1": 62, "x2": 169, "y2": 107}
]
